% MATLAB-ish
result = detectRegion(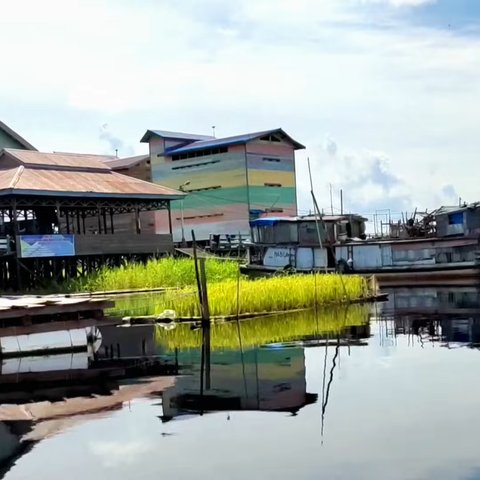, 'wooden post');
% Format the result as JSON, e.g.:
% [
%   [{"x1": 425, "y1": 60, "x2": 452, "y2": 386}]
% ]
[
  {"x1": 97, "y1": 207, "x2": 102, "y2": 234},
  {"x1": 167, "y1": 203, "x2": 173, "y2": 236},
  {"x1": 192, "y1": 230, "x2": 211, "y2": 390},
  {"x1": 135, "y1": 207, "x2": 141, "y2": 234},
  {"x1": 102, "y1": 208, "x2": 107, "y2": 233},
  {"x1": 55, "y1": 201, "x2": 61, "y2": 233},
  {"x1": 110, "y1": 208, "x2": 114, "y2": 234},
  {"x1": 66, "y1": 209, "x2": 71, "y2": 234}
]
